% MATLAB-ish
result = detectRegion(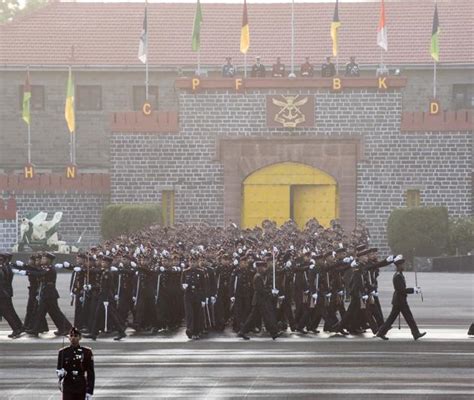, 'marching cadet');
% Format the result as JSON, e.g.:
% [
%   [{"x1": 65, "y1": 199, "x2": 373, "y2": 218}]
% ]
[
  {"x1": 0, "y1": 252, "x2": 24, "y2": 338},
  {"x1": 26, "y1": 252, "x2": 72, "y2": 337},
  {"x1": 237, "y1": 261, "x2": 280, "y2": 340},
  {"x1": 251, "y1": 57, "x2": 266, "y2": 77},
  {"x1": 213, "y1": 253, "x2": 234, "y2": 331},
  {"x1": 116, "y1": 254, "x2": 136, "y2": 326},
  {"x1": 182, "y1": 252, "x2": 206, "y2": 339},
  {"x1": 230, "y1": 253, "x2": 254, "y2": 332},
  {"x1": 84, "y1": 255, "x2": 126, "y2": 341},
  {"x1": 70, "y1": 253, "x2": 87, "y2": 331},
  {"x1": 376, "y1": 257, "x2": 426, "y2": 341},
  {"x1": 56, "y1": 327, "x2": 95, "y2": 400},
  {"x1": 300, "y1": 57, "x2": 314, "y2": 77},
  {"x1": 271, "y1": 57, "x2": 286, "y2": 77}
]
